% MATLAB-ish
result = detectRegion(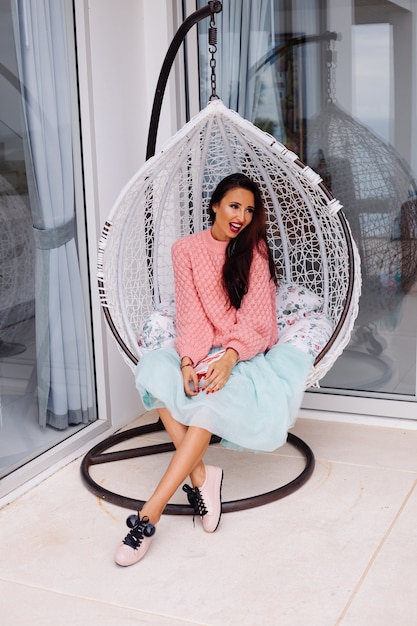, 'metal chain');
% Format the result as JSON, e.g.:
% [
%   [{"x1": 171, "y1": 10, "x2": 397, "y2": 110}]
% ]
[
  {"x1": 326, "y1": 36, "x2": 337, "y2": 103},
  {"x1": 208, "y1": 13, "x2": 218, "y2": 100}
]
